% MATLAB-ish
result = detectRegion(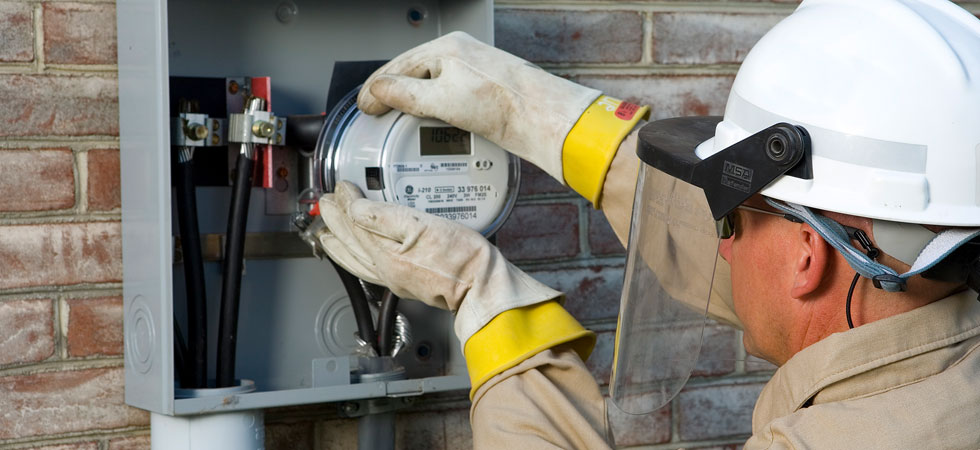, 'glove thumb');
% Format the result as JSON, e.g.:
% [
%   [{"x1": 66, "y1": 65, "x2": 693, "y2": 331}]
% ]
[
  {"x1": 347, "y1": 199, "x2": 426, "y2": 249},
  {"x1": 364, "y1": 74, "x2": 441, "y2": 119}
]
